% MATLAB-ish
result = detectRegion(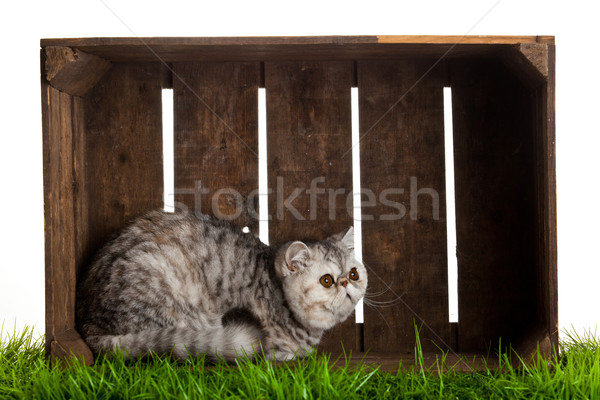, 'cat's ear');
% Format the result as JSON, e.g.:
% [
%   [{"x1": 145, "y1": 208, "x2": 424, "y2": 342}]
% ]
[
  {"x1": 331, "y1": 227, "x2": 354, "y2": 251},
  {"x1": 283, "y1": 241, "x2": 310, "y2": 276}
]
